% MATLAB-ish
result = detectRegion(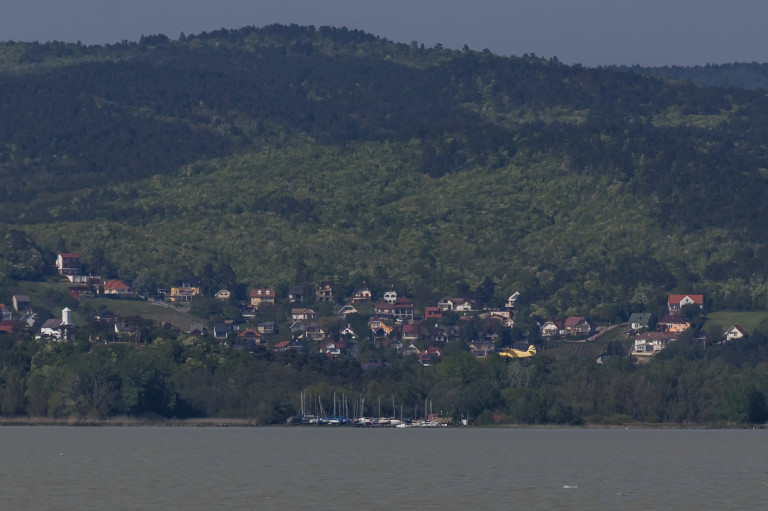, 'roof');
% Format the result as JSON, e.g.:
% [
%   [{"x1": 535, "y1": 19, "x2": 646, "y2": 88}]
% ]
[
  {"x1": 41, "y1": 318, "x2": 63, "y2": 329},
  {"x1": 668, "y1": 294, "x2": 704, "y2": 305},
  {"x1": 727, "y1": 324, "x2": 748, "y2": 336},
  {"x1": 659, "y1": 313, "x2": 688, "y2": 324},
  {"x1": 402, "y1": 323, "x2": 419, "y2": 334},
  {"x1": 564, "y1": 317, "x2": 587, "y2": 328},
  {"x1": 250, "y1": 288, "x2": 275, "y2": 298},
  {"x1": 58, "y1": 252, "x2": 81, "y2": 258},
  {"x1": 104, "y1": 279, "x2": 131, "y2": 290},
  {"x1": 628, "y1": 312, "x2": 652, "y2": 324}
]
